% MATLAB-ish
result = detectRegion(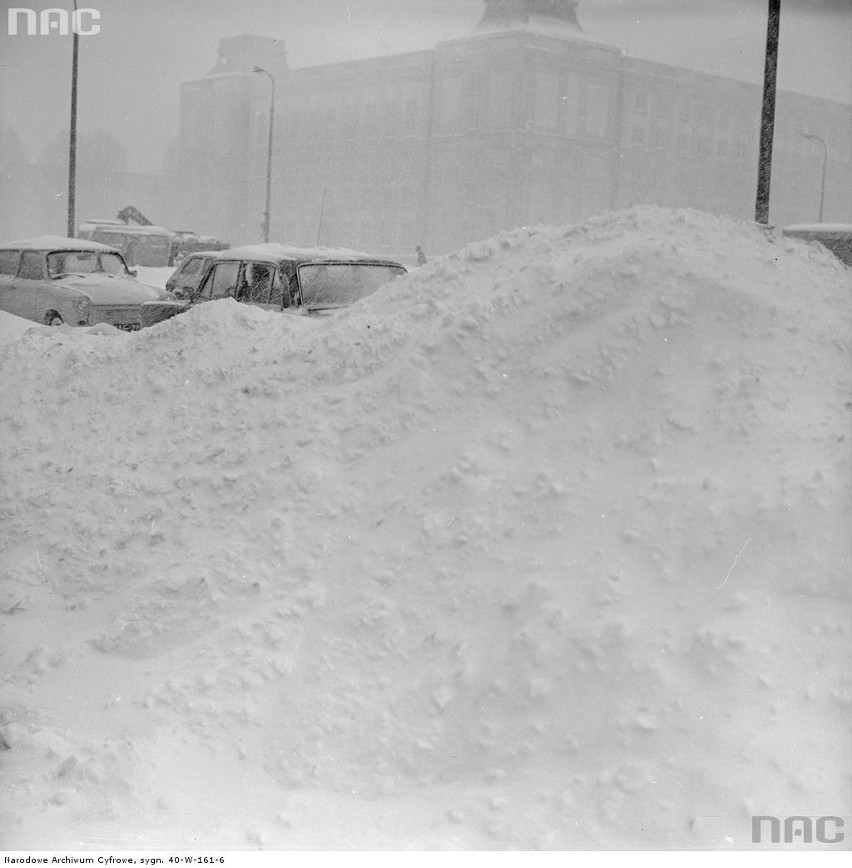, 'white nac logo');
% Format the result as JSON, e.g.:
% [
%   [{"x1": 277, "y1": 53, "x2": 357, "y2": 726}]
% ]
[{"x1": 7, "y1": 7, "x2": 101, "y2": 36}]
